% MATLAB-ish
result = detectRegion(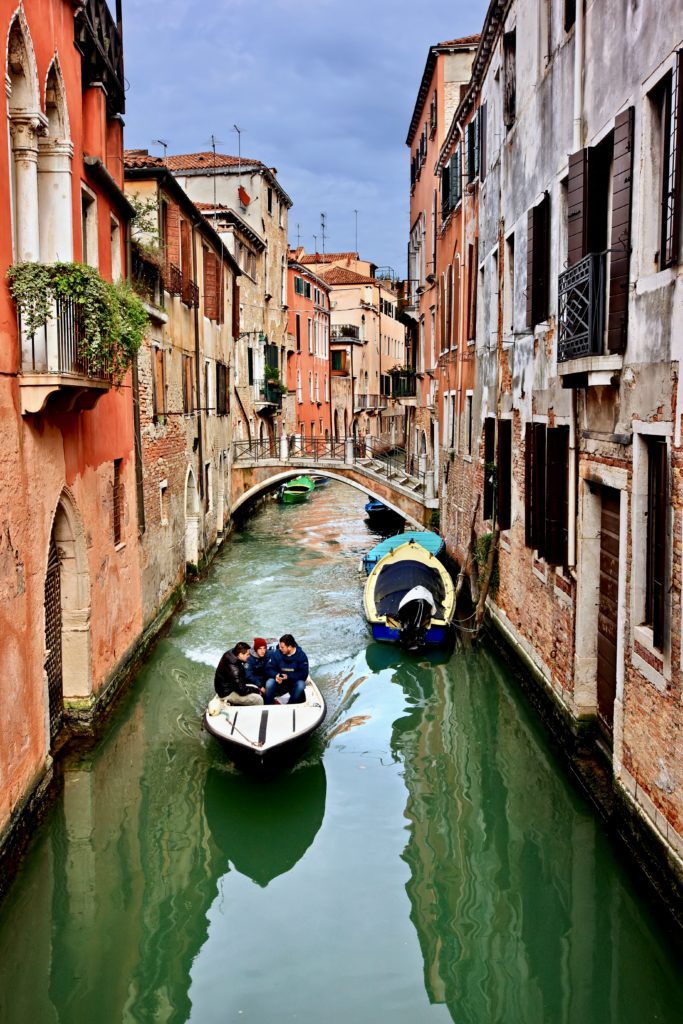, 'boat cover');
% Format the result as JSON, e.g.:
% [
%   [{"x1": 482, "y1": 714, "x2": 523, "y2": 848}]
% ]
[{"x1": 374, "y1": 560, "x2": 446, "y2": 618}]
